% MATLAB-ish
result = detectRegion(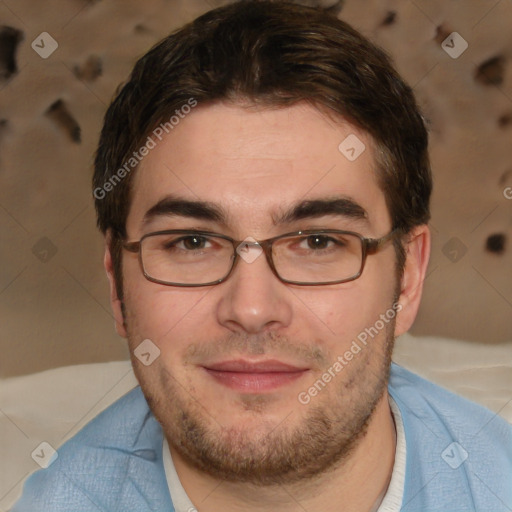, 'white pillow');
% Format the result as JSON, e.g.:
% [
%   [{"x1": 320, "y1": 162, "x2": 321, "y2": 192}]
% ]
[{"x1": 394, "y1": 332, "x2": 512, "y2": 422}]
